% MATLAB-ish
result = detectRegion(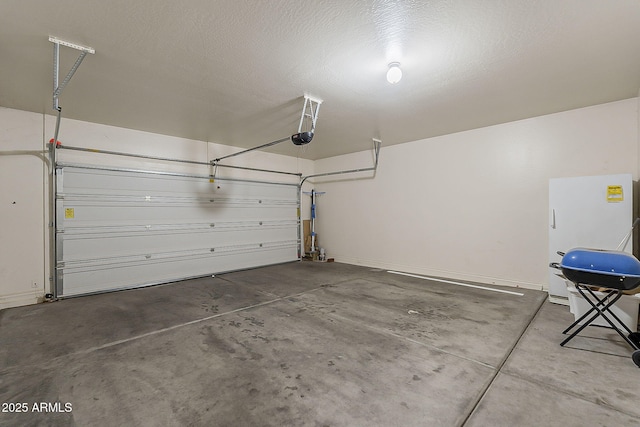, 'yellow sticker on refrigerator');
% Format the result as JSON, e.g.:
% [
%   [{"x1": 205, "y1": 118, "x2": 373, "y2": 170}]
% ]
[
  {"x1": 607, "y1": 185, "x2": 623, "y2": 202},
  {"x1": 65, "y1": 208, "x2": 75, "y2": 219}
]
